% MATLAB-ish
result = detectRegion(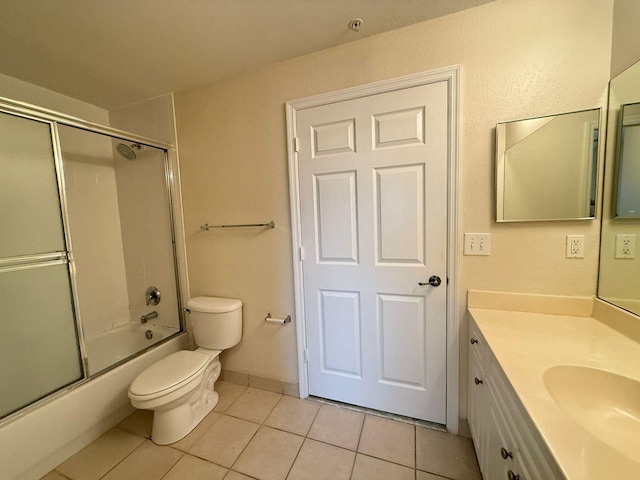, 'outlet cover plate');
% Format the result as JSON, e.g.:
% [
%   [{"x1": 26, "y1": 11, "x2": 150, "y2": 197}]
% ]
[
  {"x1": 566, "y1": 235, "x2": 584, "y2": 258},
  {"x1": 464, "y1": 233, "x2": 491, "y2": 256},
  {"x1": 615, "y1": 234, "x2": 636, "y2": 259}
]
